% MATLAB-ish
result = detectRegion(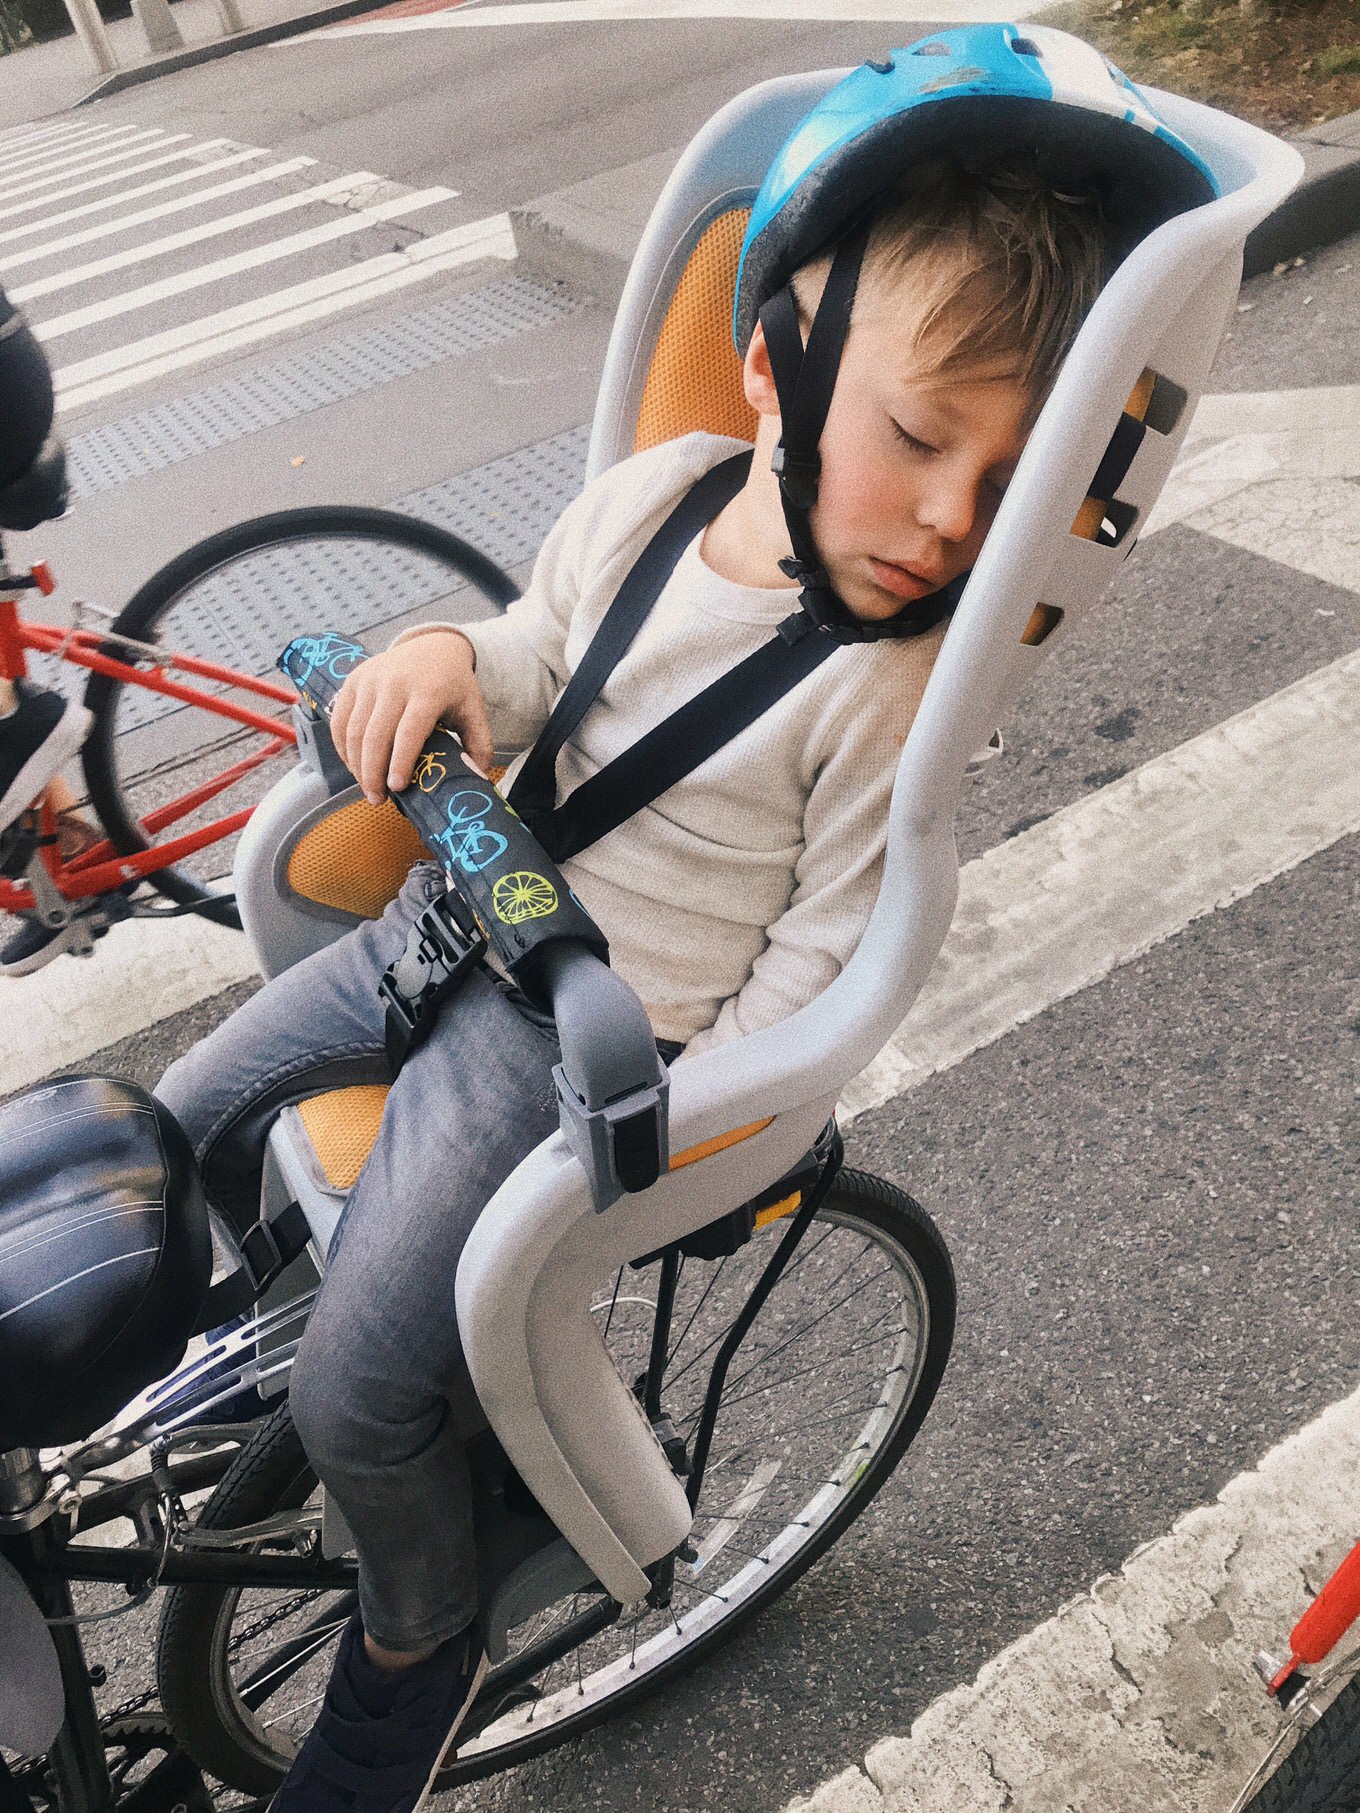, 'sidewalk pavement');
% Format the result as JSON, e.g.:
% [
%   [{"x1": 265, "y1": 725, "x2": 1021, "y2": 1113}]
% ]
[{"x1": 0, "y1": 0, "x2": 386, "y2": 130}]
